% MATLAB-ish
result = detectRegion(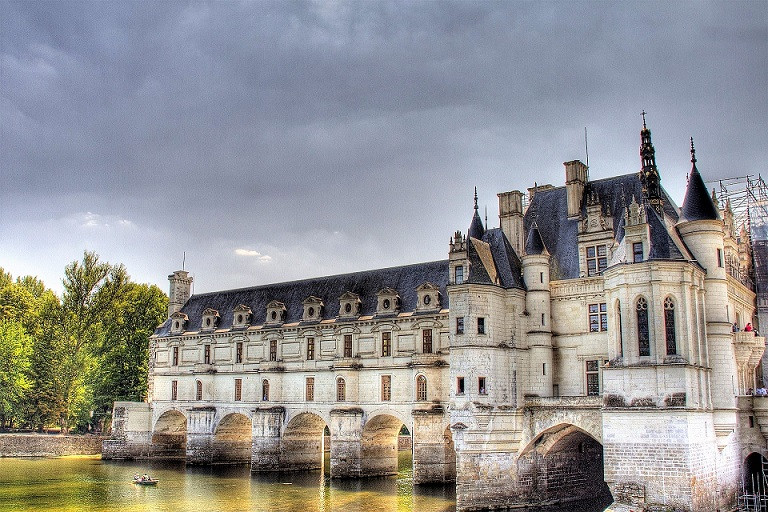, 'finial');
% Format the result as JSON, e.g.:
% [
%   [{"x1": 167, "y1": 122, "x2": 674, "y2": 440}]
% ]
[
  {"x1": 641, "y1": 110, "x2": 647, "y2": 129},
  {"x1": 690, "y1": 137, "x2": 697, "y2": 164},
  {"x1": 474, "y1": 187, "x2": 478, "y2": 211}
]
